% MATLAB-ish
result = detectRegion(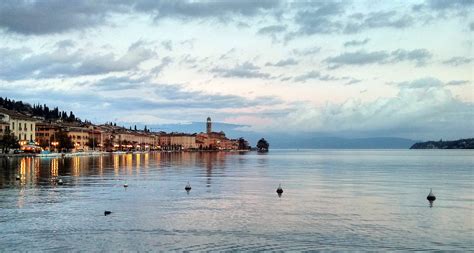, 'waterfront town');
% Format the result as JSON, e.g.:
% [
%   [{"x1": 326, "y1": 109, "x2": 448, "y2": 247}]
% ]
[{"x1": 0, "y1": 105, "x2": 252, "y2": 155}]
